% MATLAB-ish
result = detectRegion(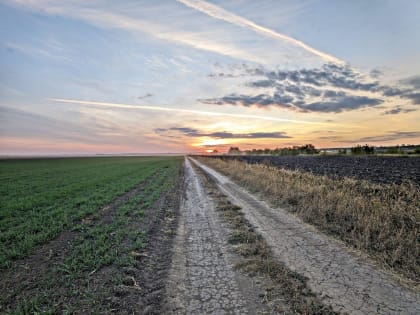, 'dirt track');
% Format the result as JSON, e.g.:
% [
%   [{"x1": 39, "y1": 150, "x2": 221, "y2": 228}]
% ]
[
  {"x1": 191, "y1": 158, "x2": 419, "y2": 314},
  {"x1": 164, "y1": 158, "x2": 267, "y2": 314}
]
